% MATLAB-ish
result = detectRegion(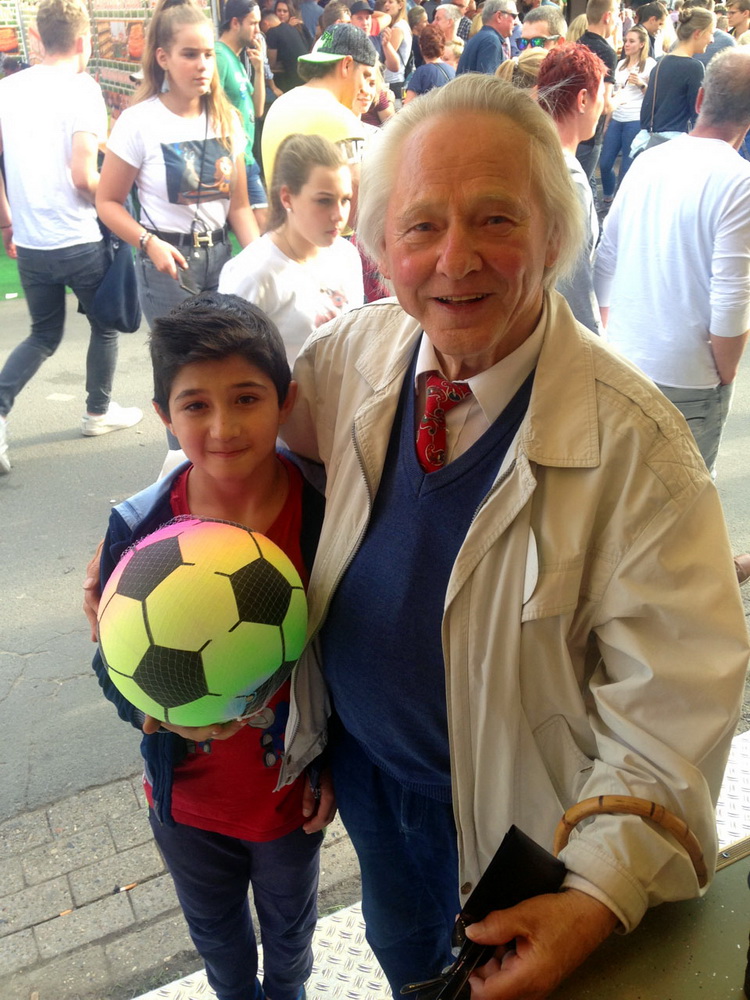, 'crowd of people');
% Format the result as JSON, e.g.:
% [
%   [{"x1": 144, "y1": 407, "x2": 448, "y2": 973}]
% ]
[{"x1": 2, "y1": 0, "x2": 750, "y2": 998}]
